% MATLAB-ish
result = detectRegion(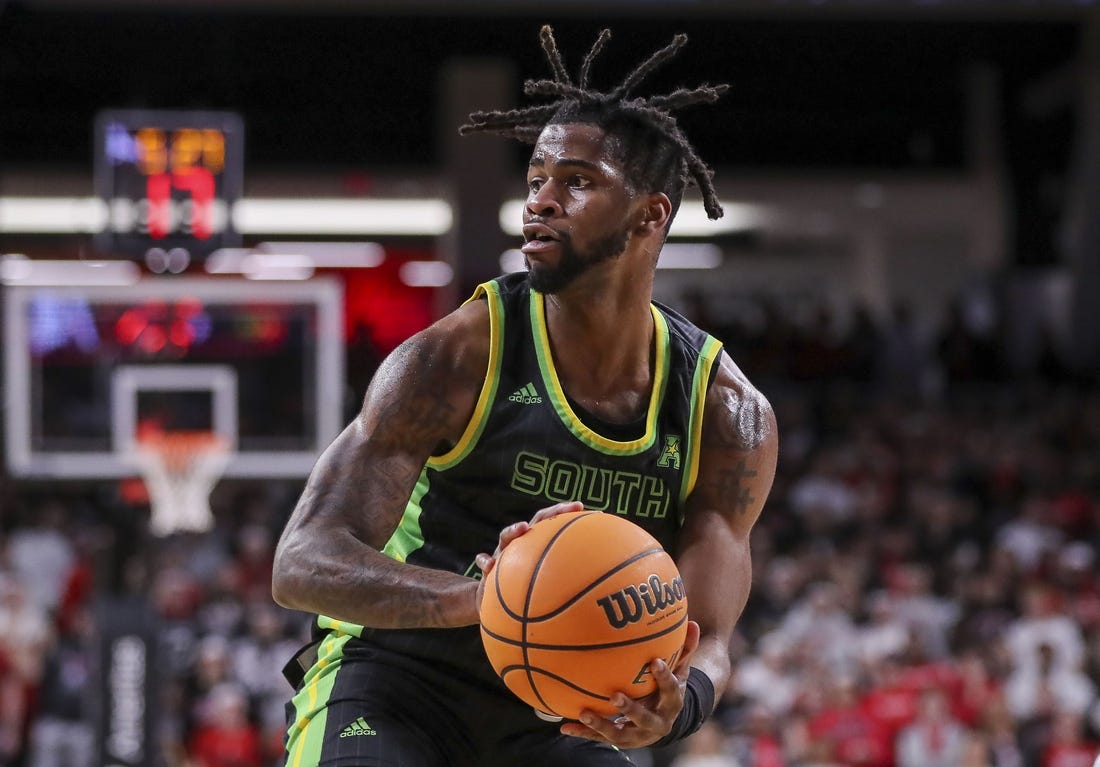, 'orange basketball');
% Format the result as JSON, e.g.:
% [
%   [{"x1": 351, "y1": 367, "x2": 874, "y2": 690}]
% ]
[{"x1": 479, "y1": 510, "x2": 689, "y2": 721}]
